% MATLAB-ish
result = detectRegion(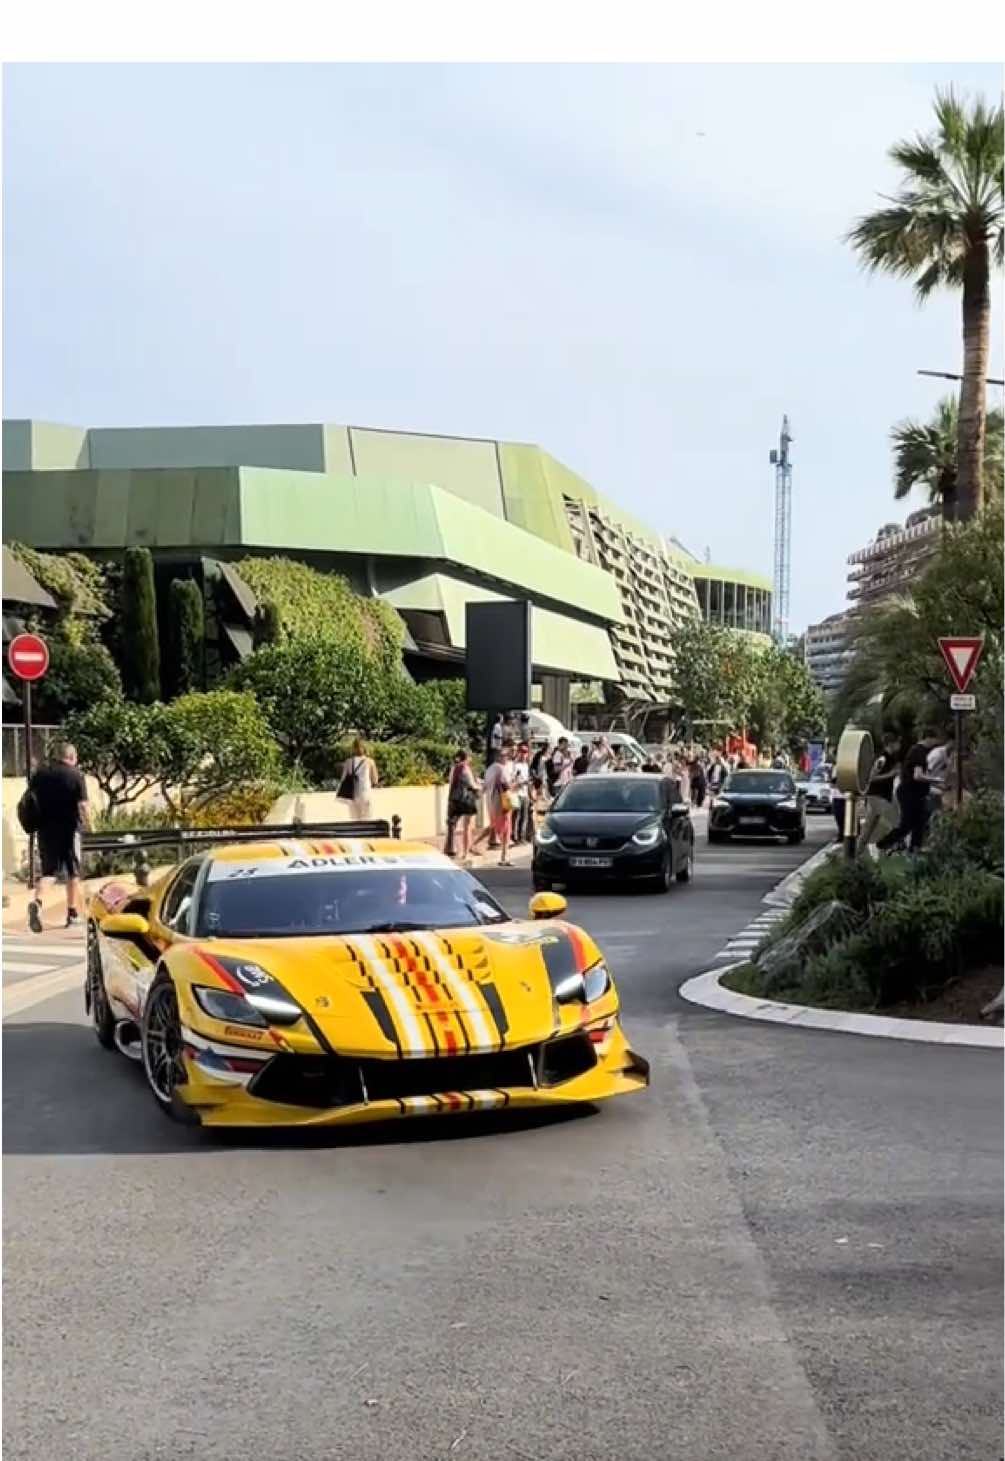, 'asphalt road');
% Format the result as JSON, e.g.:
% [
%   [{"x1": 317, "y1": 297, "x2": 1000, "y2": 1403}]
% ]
[{"x1": 3, "y1": 819, "x2": 1002, "y2": 1461}]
